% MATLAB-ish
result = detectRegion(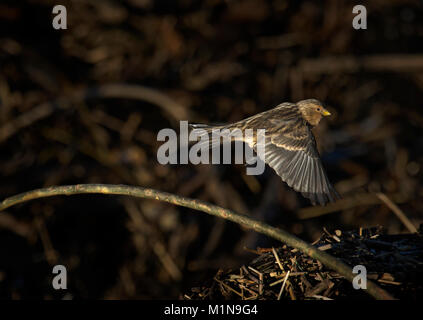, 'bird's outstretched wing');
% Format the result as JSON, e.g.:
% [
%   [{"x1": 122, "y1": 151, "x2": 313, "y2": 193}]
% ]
[{"x1": 253, "y1": 116, "x2": 340, "y2": 205}]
